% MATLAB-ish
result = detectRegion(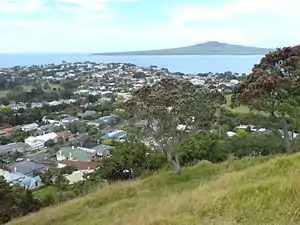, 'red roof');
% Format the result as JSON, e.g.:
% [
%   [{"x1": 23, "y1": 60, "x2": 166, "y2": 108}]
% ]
[
  {"x1": 2, "y1": 127, "x2": 15, "y2": 134},
  {"x1": 55, "y1": 131, "x2": 74, "y2": 138},
  {"x1": 58, "y1": 160, "x2": 99, "y2": 170}
]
